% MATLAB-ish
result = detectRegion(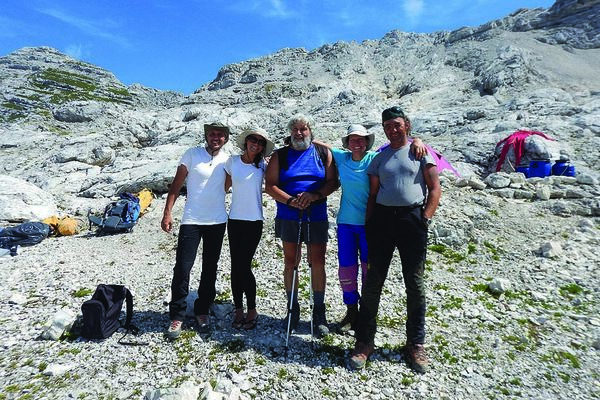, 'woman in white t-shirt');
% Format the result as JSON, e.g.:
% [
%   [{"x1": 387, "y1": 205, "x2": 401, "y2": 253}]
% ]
[{"x1": 225, "y1": 128, "x2": 274, "y2": 330}]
